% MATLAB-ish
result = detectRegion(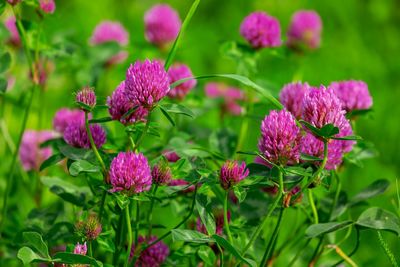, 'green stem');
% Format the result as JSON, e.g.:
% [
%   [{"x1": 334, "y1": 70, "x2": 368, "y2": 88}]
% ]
[
  {"x1": 308, "y1": 189, "x2": 319, "y2": 224},
  {"x1": 98, "y1": 191, "x2": 107, "y2": 222},
  {"x1": 377, "y1": 231, "x2": 398, "y2": 267},
  {"x1": 125, "y1": 205, "x2": 133, "y2": 267},
  {"x1": 329, "y1": 173, "x2": 341, "y2": 221},
  {"x1": 331, "y1": 227, "x2": 360, "y2": 267},
  {"x1": 260, "y1": 207, "x2": 285, "y2": 266},
  {"x1": 288, "y1": 239, "x2": 311, "y2": 266},
  {"x1": 133, "y1": 111, "x2": 151, "y2": 152},
  {"x1": 217, "y1": 243, "x2": 224, "y2": 267},
  {"x1": 224, "y1": 191, "x2": 233, "y2": 244},
  {"x1": 305, "y1": 140, "x2": 328, "y2": 189},
  {"x1": 0, "y1": 84, "x2": 37, "y2": 233},
  {"x1": 128, "y1": 134, "x2": 136, "y2": 151},
  {"x1": 84, "y1": 112, "x2": 107, "y2": 174},
  {"x1": 240, "y1": 169, "x2": 284, "y2": 256},
  {"x1": 135, "y1": 200, "x2": 139, "y2": 246},
  {"x1": 147, "y1": 185, "x2": 158, "y2": 238},
  {"x1": 113, "y1": 212, "x2": 125, "y2": 265}
]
